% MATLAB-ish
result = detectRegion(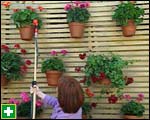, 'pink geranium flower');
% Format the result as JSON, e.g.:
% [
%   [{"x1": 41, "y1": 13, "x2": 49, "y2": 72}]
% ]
[
  {"x1": 73, "y1": 1, "x2": 81, "y2": 7},
  {"x1": 136, "y1": 93, "x2": 144, "y2": 102},
  {"x1": 60, "y1": 49, "x2": 68, "y2": 55},
  {"x1": 85, "y1": 1, "x2": 90, "y2": 7},
  {"x1": 36, "y1": 100, "x2": 43, "y2": 107},
  {"x1": 79, "y1": 2, "x2": 86, "y2": 8},
  {"x1": 123, "y1": 94, "x2": 131, "y2": 101},
  {"x1": 9, "y1": 98, "x2": 20, "y2": 105},
  {"x1": 64, "y1": 4, "x2": 72, "y2": 11},
  {"x1": 50, "y1": 50, "x2": 57, "y2": 56},
  {"x1": 20, "y1": 92, "x2": 29, "y2": 99}
]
